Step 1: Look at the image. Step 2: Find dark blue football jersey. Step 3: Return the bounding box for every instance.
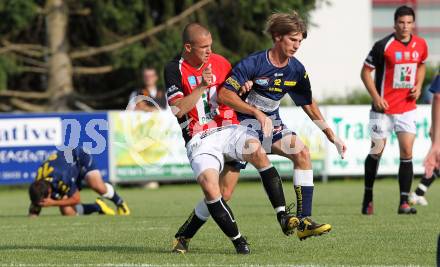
[429,71,440,94]
[223,49,312,122]
[35,147,97,199]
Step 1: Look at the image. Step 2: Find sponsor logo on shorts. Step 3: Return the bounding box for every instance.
[200,126,227,139]
[372,125,382,134]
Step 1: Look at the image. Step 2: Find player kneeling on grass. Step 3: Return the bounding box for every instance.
[28,146,130,217]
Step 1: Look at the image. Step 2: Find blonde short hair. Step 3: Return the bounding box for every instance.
[265,11,307,41]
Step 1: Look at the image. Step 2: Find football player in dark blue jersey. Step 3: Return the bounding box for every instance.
[28,147,130,217]
[410,70,440,205]
[218,11,346,241]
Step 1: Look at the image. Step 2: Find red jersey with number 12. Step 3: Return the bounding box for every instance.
[164,53,239,144]
[364,34,428,114]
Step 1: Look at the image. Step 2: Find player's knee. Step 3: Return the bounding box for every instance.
[293,146,311,168]
[251,149,267,164]
[400,151,413,159]
[221,188,234,202]
[197,170,221,199]
[245,146,269,168]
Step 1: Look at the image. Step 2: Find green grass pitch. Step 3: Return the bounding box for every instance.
[0,178,439,266]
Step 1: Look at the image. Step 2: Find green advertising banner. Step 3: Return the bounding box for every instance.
[109,109,325,183]
[109,105,431,183]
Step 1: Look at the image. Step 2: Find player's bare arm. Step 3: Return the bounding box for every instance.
[39,191,81,207]
[218,87,273,137]
[424,93,440,177]
[170,65,212,118]
[361,65,389,111]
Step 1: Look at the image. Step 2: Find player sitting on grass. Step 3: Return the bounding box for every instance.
[28,146,130,217]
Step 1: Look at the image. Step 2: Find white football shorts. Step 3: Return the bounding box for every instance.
[368,109,417,139]
[186,125,258,178]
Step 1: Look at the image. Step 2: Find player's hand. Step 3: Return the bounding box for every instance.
[424,144,440,177]
[372,97,389,112]
[254,109,272,138]
[409,85,422,100]
[333,137,347,159]
[238,80,253,96]
[39,197,56,207]
[201,63,212,87]
[325,129,346,159]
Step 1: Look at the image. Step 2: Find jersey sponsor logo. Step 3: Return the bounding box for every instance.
[245,90,280,112]
[255,77,270,86]
[395,52,402,62]
[274,73,283,77]
[284,81,297,86]
[225,76,241,90]
[411,51,419,61]
[393,63,417,89]
[268,87,282,92]
[404,52,410,61]
[167,84,179,94]
[196,86,219,125]
[188,76,197,87]
[198,107,220,125]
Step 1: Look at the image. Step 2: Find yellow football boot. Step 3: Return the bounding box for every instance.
[96,198,115,215]
[117,202,131,216]
[297,217,331,241]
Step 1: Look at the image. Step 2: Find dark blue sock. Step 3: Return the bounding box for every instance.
[295,186,314,218]
[82,203,101,215]
[111,192,123,206]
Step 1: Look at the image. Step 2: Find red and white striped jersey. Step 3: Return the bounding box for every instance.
[164,53,239,144]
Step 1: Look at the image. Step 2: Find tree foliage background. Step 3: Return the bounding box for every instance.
[0,0,318,112]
